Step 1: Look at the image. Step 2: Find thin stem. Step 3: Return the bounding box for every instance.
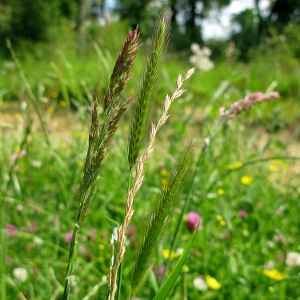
[63,224,80,300]
[6,39,51,147]
[116,169,132,300]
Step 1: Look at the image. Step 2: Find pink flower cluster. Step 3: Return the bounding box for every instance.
[220,92,280,119]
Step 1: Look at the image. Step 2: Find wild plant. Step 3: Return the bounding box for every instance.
[61,8,282,300]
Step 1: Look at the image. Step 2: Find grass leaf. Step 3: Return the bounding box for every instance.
[153,227,199,300]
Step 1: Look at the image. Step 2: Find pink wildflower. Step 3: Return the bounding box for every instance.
[154,265,166,277]
[238,210,248,218]
[6,224,17,238]
[10,149,27,162]
[186,211,202,232]
[65,231,73,244]
[88,228,97,242]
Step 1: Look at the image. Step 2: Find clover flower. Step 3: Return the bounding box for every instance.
[286,252,300,267]
[13,267,28,282]
[190,43,214,72]
[193,276,208,291]
[238,210,248,218]
[154,265,165,277]
[65,231,73,244]
[186,211,202,232]
[6,224,17,238]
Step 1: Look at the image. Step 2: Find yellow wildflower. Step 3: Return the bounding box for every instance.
[59,100,68,108]
[15,113,23,120]
[263,269,283,281]
[160,169,168,176]
[26,135,33,143]
[228,161,243,170]
[241,176,253,185]
[268,160,281,172]
[205,275,221,290]
[182,265,189,273]
[162,249,179,260]
[162,179,168,191]
[217,188,225,196]
[60,140,68,149]
[123,125,129,132]
[220,220,226,227]
[47,106,54,115]
[216,215,223,222]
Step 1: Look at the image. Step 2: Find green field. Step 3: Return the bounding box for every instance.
[1,18,300,300]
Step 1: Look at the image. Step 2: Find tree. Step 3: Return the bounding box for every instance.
[116,0,152,28]
[169,0,231,49]
[230,0,300,60]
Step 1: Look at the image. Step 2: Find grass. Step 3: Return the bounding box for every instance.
[1,16,300,300]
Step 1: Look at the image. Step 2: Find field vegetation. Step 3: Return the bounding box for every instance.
[1,4,300,300]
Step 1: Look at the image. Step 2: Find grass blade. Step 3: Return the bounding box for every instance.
[153,228,199,300]
[130,141,197,296]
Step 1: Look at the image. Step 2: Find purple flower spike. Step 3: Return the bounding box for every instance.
[186,211,202,232]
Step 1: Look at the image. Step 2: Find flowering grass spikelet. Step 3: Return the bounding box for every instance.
[63,26,141,300]
[221,92,280,119]
[128,9,171,169]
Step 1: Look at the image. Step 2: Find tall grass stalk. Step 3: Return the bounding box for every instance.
[107,67,195,300]
[128,9,171,169]
[62,28,140,300]
[131,141,197,297]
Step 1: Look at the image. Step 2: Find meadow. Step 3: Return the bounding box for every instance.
[1,13,300,300]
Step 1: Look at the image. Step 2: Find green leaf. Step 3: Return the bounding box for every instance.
[153,228,199,300]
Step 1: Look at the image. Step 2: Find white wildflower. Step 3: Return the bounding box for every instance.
[191,43,201,54]
[189,43,214,72]
[193,277,208,291]
[286,252,300,267]
[33,236,44,245]
[13,267,28,282]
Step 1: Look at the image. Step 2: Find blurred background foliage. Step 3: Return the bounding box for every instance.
[0,0,299,124]
[1,0,300,57]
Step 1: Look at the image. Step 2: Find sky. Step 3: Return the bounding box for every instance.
[201,0,271,40]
